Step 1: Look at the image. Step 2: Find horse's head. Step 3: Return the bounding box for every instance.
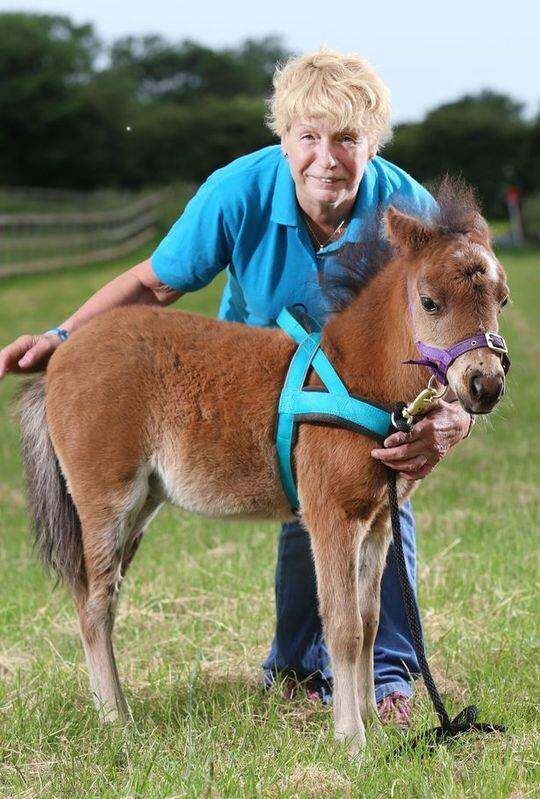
[386,182,510,414]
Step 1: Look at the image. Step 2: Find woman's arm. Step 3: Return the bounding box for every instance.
[58,258,183,335]
[0,258,183,379]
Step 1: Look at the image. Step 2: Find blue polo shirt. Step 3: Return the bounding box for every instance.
[151,145,435,326]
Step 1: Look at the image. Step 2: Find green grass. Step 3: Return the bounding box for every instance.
[0,248,538,798]
[488,220,511,237]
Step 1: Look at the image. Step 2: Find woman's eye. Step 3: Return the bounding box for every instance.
[420,296,439,313]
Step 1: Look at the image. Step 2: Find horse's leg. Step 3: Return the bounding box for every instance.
[74,487,160,723]
[72,525,127,723]
[120,493,163,579]
[356,513,391,725]
[302,506,367,755]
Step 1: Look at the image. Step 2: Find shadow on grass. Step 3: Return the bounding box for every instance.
[129,669,330,733]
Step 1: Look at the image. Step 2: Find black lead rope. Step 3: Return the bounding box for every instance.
[386,469,505,752]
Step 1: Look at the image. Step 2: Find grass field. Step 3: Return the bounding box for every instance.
[0,247,538,798]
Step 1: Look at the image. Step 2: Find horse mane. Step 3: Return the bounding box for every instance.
[434,174,484,236]
[321,175,483,313]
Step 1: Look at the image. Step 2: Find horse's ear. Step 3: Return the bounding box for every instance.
[385,206,434,251]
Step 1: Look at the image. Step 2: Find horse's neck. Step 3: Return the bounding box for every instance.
[322,257,427,405]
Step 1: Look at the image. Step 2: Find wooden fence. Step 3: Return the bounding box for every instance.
[0,188,172,278]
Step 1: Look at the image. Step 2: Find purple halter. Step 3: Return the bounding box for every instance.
[406,296,511,385]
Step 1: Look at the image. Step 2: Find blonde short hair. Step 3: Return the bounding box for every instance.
[267,47,392,149]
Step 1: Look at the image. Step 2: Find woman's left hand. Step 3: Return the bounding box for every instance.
[370,400,472,480]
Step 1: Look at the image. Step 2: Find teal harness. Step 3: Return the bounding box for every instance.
[276,306,394,511]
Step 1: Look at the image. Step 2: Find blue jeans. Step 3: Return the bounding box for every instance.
[263,500,420,703]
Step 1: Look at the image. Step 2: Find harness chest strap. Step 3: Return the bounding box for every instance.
[276,307,394,511]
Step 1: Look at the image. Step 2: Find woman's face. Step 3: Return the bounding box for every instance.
[282,117,375,213]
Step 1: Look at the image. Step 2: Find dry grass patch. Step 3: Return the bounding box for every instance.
[206,541,239,557]
[0,483,25,508]
[413,665,468,701]
[275,764,352,799]
[0,646,33,675]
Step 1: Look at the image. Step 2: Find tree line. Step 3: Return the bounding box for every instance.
[1,12,538,218]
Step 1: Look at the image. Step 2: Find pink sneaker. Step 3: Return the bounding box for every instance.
[281,677,332,705]
[377,691,411,728]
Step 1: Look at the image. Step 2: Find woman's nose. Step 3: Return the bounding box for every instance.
[318,144,337,168]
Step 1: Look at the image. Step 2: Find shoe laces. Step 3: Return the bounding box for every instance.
[378,691,410,727]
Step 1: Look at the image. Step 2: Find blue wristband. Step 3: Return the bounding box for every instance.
[44,328,69,342]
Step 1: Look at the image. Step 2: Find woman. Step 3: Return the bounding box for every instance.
[0,48,472,725]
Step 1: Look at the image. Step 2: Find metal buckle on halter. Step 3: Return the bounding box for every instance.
[485,332,508,354]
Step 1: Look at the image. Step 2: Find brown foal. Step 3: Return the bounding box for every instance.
[19,182,509,754]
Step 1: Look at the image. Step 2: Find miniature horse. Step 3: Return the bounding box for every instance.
[19,182,509,754]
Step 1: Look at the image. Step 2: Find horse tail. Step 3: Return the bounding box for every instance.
[19,376,84,590]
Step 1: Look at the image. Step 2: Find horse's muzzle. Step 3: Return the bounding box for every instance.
[468,370,505,413]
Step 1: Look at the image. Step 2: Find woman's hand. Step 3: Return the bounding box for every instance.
[371,399,472,480]
[0,334,61,380]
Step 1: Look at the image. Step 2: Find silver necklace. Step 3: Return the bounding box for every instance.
[302,212,348,252]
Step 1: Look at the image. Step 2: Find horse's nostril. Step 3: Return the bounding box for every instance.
[470,374,483,399]
[469,371,505,405]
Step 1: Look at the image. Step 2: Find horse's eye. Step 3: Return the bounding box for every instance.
[420,296,439,313]
[500,295,509,309]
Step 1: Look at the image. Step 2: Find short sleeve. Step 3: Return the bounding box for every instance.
[375,157,438,223]
[409,184,438,222]
[151,180,240,292]
[392,177,438,223]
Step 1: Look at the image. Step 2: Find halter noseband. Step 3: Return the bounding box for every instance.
[408,332,511,385]
[406,294,511,385]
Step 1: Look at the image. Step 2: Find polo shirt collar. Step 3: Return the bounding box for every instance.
[271,154,301,226]
[347,159,378,238]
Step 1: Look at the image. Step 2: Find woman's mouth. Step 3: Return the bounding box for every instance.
[306,175,343,185]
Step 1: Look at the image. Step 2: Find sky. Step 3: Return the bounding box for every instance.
[4,0,539,123]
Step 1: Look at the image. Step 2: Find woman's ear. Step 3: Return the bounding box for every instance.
[367,133,379,160]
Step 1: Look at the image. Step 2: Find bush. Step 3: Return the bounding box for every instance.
[522,192,540,241]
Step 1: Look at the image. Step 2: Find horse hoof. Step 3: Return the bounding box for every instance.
[97,702,132,725]
[335,730,366,757]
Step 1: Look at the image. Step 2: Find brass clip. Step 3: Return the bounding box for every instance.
[404,377,447,421]
[405,387,438,419]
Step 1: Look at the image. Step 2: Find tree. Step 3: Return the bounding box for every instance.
[385,91,532,217]
[128,97,274,185]
[0,13,100,185]
[109,35,290,103]
[2,11,537,206]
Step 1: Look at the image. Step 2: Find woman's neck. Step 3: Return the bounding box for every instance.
[321,257,427,407]
[297,192,355,233]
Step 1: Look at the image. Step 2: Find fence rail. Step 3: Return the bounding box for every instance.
[0,188,171,278]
